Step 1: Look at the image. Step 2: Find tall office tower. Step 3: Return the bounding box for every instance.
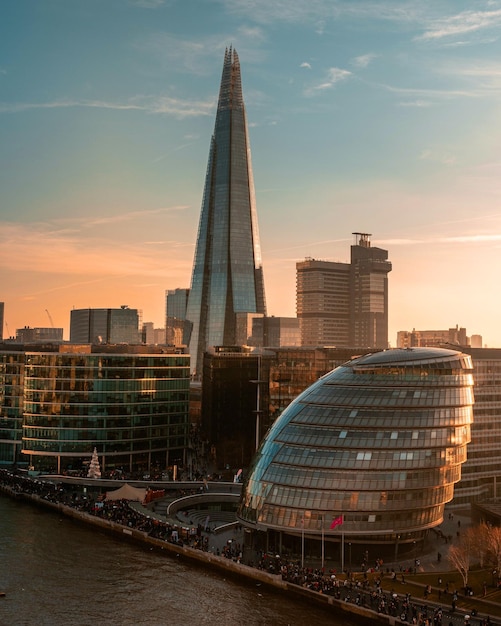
[296,258,351,346]
[296,234,391,348]
[185,48,266,377]
[0,302,4,340]
[70,306,140,344]
[350,232,392,348]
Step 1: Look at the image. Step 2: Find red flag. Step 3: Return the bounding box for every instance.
[330,515,343,529]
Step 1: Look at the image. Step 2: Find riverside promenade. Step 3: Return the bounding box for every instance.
[0,469,498,626]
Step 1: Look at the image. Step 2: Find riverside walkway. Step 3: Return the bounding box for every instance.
[0,469,498,626]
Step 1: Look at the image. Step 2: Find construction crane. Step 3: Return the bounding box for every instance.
[45,309,55,328]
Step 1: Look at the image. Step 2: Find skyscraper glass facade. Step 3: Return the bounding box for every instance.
[185,47,266,377]
[238,347,474,549]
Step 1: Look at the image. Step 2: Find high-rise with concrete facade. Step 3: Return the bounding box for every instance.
[296,233,391,348]
[185,48,266,377]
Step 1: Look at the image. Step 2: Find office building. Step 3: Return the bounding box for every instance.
[0,343,190,473]
[250,316,301,348]
[165,288,189,347]
[202,346,272,468]
[470,335,483,348]
[0,302,4,341]
[70,306,140,344]
[15,326,64,343]
[238,348,474,556]
[297,233,391,349]
[0,349,24,466]
[185,47,266,377]
[142,322,166,346]
[451,346,501,509]
[296,259,350,346]
[235,312,264,346]
[396,325,469,349]
[201,346,374,469]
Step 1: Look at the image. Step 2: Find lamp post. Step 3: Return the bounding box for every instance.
[250,354,267,452]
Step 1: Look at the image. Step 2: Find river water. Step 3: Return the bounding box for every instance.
[0,496,361,626]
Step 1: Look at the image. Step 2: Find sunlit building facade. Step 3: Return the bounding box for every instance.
[297,233,391,349]
[185,47,266,377]
[0,349,25,466]
[238,348,474,555]
[0,344,189,473]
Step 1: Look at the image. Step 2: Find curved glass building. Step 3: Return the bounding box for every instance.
[238,347,474,552]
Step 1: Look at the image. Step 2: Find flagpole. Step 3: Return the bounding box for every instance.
[321,514,325,570]
[301,517,305,568]
[341,527,345,572]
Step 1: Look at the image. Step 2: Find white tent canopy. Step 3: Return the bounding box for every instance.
[104,484,147,502]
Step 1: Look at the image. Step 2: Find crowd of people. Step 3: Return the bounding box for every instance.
[0,469,497,626]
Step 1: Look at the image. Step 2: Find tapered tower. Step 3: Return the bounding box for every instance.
[185,47,266,377]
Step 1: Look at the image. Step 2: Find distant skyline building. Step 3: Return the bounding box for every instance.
[142,322,166,345]
[396,325,471,349]
[185,47,266,377]
[70,306,140,344]
[0,302,3,341]
[296,233,391,348]
[15,326,64,343]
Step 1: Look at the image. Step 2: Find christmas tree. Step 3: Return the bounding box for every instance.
[87,447,101,479]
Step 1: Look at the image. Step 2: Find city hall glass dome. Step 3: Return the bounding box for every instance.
[238,348,474,546]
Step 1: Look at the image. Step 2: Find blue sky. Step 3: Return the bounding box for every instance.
[2,0,501,346]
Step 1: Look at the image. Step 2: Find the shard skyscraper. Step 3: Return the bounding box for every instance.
[185,47,266,377]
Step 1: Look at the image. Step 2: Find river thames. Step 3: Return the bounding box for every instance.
[0,495,361,626]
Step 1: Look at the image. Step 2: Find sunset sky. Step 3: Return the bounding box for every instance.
[2,1,501,346]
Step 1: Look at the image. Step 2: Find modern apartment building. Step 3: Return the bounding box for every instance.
[297,233,391,349]
[185,48,266,378]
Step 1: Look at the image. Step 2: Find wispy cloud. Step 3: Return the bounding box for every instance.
[304,67,352,95]
[417,8,501,41]
[0,96,215,118]
[381,84,481,100]
[351,53,377,68]
[381,233,501,246]
[419,148,456,165]
[397,100,432,107]
[129,0,167,7]
[218,0,424,26]
[300,61,312,69]
[0,206,192,281]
